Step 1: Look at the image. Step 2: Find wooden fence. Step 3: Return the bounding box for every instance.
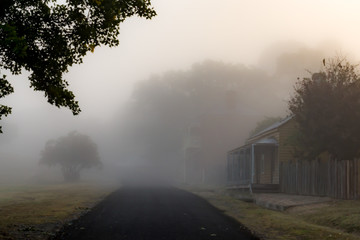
[280,158,360,199]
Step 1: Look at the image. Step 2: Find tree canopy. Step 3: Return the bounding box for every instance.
[40,131,101,182]
[249,116,282,137]
[114,60,284,182]
[288,57,360,160]
[0,0,156,132]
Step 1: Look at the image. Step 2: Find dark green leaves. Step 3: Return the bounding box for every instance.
[0,74,14,133]
[289,58,360,160]
[39,131,101,182]
[0,0,156,129]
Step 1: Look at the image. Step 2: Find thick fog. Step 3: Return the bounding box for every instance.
[1,0,360,185]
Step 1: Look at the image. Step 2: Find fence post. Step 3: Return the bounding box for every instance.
[280,161,283,192]
[347,160,350,199]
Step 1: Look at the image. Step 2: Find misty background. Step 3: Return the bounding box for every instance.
[1,0,359,184]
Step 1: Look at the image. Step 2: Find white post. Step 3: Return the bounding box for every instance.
[202,168,205,183]
[183,152,187,183]
[251,144,255,184]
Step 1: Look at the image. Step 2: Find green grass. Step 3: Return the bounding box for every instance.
[0,183,116,239]
[3,183,359,240]
[192,188,360,240]
[294,200,360,235]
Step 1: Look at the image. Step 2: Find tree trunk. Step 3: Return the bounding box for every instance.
[62,167,80,182]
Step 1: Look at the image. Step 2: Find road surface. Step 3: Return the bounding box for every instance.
[54,187,258,240]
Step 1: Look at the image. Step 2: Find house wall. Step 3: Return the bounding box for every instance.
[254,146,276,184]
[247,132,279,184]
[278,119,297,164]
[244,118,297,185]
[227,118,297,186]
[274,119,297,183]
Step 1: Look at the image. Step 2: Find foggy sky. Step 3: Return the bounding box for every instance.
[1,0,360,183]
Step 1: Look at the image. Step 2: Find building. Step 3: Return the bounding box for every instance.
[227,116,296,192]
[228,115,360,199]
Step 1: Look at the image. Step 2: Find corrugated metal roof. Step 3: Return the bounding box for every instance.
[227,115,293,153]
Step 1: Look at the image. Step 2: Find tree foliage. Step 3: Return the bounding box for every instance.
[0,0,156,128]
[40,131,101,182]
[115,60,284,182]
[289,58,360,160]
[249,116,282,137]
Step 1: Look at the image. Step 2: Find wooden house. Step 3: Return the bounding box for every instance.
[227,116,296,192]
[228,115,360,199]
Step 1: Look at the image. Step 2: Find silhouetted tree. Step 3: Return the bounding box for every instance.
[289,57,360,160]
[0,0,156,131]
[249,116,282,137]
[115,60,284,182]
[40,131,101,182]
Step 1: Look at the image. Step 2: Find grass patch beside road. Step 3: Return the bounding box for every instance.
[192,188,360,240]
[0,183,116,240]
[291,200,360,235]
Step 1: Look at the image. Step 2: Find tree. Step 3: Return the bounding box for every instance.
[40,131,101,182]
[114,60,284,182]
[0,0,156,132]
[249,116,282,137]
[288,57,360,160]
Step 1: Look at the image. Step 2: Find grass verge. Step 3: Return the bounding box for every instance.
[191,188,360,240]
[290,200,360,235]
[0,183,116,240]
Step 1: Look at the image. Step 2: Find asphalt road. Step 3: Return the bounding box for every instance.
[54,187,258,240]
